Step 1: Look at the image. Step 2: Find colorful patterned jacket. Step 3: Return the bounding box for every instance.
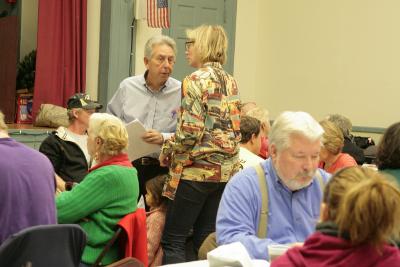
[162,62,241,199]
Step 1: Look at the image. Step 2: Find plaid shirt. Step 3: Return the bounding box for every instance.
[162,62,241,199]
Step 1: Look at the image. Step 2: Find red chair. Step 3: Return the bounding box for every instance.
[93,208,148,267]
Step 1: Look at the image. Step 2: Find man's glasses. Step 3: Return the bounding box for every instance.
[185,40,195,50]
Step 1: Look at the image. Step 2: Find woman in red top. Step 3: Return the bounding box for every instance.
[318,120,357,173]
[272,166,400,267]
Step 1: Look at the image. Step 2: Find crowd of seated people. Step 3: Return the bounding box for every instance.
[2,24,400,267]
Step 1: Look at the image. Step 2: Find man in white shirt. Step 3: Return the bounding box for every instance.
[107,35,181,208]
[239,116,264,169]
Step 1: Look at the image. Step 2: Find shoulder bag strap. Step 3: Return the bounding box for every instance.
[315,169,325,193]
[255,163,269,239]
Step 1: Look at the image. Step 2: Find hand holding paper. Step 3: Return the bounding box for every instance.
[142,129,164,145]
[125,119,161,161]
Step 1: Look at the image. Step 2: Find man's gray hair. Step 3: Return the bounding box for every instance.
[144,35,177,59]
[326,114,352,138]
[269,111,324,151]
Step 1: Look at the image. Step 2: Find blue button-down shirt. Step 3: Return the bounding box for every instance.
[107,73,181,143]
[216,158,330,260]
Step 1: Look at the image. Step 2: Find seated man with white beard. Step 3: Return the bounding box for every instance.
[216,111,330,260]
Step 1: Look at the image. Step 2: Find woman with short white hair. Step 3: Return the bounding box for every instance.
[56,113,139,266]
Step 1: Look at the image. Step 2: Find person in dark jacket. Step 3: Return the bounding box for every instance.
[272,166,400,267]
[39,93,101,185]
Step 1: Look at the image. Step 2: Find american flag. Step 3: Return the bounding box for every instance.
[147,0,170,28]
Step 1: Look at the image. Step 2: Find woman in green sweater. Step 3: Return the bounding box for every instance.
[376,121,400,186]
[56,113,139,266]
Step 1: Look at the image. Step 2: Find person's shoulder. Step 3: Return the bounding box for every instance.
[119,74,145,88]
[227,166,260,190]
[91,164,137,178]
[21,144,53,165]
[40,131,59,144]
[316,168,331,183]
[187,67,213,81]
[339,153,358,165]
[167,76,181,86]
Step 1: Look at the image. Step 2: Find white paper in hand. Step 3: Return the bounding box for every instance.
[126,119,161,161]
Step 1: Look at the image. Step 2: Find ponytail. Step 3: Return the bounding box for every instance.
[335,171,400,248]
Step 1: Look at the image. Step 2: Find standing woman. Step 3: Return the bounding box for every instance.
[56,113,139,266]
[159,25,241,263]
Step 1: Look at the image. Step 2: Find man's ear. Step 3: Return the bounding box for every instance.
[270,143,277,159]
[144,57,149,67]
[72,109,79,119]
[250,133,257,144]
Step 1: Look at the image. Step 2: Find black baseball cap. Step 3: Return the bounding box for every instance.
[67,93,102,110]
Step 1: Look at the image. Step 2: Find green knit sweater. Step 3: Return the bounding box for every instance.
[56,165,138,265]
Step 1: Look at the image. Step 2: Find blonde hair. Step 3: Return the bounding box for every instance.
[186,25,228,65]
[324,166,400,248]
[320,120,344,155]
[0,111,8,131]
[88,113,128,156]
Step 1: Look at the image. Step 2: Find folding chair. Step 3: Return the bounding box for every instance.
[0,224,86,267]
[93,208,148,267]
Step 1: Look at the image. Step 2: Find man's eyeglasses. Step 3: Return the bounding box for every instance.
[185,41,195,50]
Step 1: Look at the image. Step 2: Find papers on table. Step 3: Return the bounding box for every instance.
[125,119,161,161]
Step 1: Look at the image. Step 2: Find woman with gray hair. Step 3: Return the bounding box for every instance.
[327,114,365,164]
[56,113,139,266]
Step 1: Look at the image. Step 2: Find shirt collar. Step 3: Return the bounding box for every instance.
[143,70,168,93]
[89,153,132,172]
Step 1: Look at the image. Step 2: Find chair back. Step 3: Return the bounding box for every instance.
[0,224,86,267]
[93,208,148,267]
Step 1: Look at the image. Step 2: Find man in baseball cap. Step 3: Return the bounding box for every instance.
[40,93,101,187]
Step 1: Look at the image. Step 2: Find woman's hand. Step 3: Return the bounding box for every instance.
[55,174,66,193]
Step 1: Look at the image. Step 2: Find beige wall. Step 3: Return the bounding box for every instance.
[234,0,400,129]
[20,0,38,58]
[233,1,259,102]
[83,0,398,132]
[86,0,101,100]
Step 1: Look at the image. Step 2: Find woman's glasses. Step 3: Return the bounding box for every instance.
[185,40,195,50]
